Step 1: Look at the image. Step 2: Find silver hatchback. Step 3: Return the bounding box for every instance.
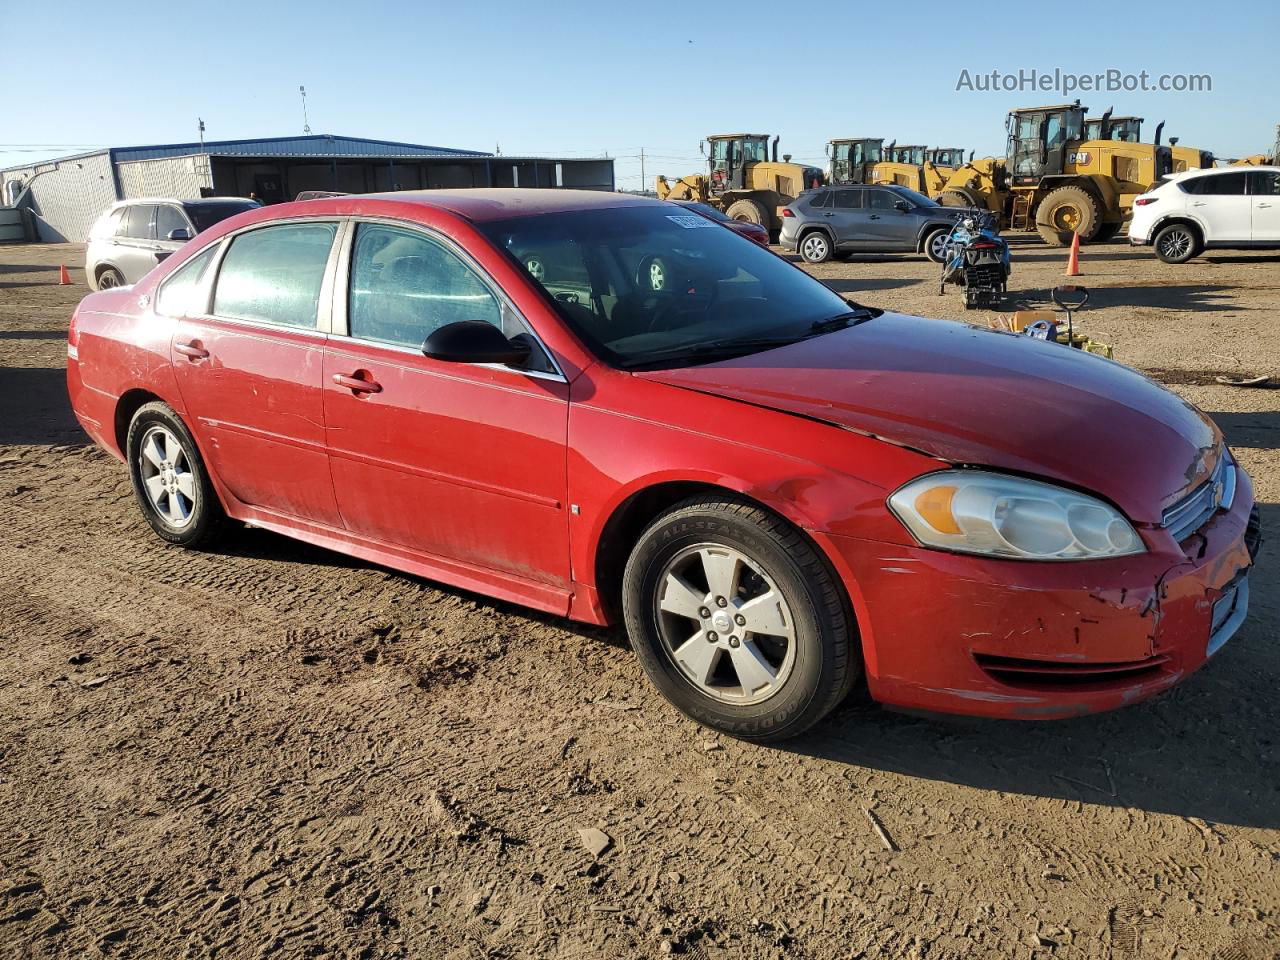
[85,198,258,290]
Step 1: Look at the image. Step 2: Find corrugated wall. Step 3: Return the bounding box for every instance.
[1,151,117,242]
[117,155,214,201]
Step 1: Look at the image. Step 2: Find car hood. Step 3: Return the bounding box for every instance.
[638,312,1219,524]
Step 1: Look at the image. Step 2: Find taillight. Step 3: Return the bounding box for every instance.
[781,208,794,218]
[1135,196,1158,206]
[67,307,80,360]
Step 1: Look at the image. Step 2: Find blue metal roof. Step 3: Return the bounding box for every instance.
[112,134,492,162]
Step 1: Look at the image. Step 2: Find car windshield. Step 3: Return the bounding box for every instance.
[889,186,937,207]
[477,205,864,370]
[184,200,258,233]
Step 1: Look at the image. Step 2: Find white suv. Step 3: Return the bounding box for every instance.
[1128,166,1280,263]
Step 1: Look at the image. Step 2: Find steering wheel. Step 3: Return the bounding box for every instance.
[554,291,580,305]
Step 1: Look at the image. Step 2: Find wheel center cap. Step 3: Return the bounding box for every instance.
[711,611,733,634]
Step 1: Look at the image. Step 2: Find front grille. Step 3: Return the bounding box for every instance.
[973,652,1169,688]
[1162,449,1235,543]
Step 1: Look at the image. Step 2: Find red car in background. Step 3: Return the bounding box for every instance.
[668,199,771,246]
[67,189,1259,741]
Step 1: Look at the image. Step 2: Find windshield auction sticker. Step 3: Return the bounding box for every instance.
[666,215,719,229]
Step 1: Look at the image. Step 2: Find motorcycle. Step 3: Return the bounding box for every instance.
[938,209,1011,309]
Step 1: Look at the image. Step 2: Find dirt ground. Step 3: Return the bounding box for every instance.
[1,239,1277,960]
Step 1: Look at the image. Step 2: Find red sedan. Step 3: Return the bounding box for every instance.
[67,189,1260,741]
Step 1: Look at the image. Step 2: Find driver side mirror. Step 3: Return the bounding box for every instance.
[423,320,532,367]
[167,227,192,242]
[893,200,910,212]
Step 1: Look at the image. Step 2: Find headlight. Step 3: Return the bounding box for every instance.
[888,470,1144,561]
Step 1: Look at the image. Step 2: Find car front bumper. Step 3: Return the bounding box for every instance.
[820,469,1260,719]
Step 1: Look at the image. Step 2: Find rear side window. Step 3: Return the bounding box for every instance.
[156,244,219,317]
[118,204,154,239]
[154,205,190,241]
[806,192,831,209]
[833,190,862,209]
[213,222,337,329]
[1182,173,1247,196]
[348,223,506,349]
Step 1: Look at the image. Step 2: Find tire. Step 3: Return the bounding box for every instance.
[96,266,125,290]
[938,190,975,208]
[1091,221,1123,244]
[923,227,950,263]
[622,495,858,742]
[1153,222,1201,264]
[126,401,226,548]
[725,198,768,227]
[1035,185,1100,245]
[798,230,832,264]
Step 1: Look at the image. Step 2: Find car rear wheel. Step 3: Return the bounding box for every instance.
[1153,223,1200,264]
[924,227,950,263]
[96,266,125,290]
[622,495,857,741]
[127,401,225,548]
[798,231,832,264]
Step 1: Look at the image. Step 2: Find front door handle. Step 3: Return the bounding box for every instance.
[823,212,835,217]
[174,341,209,361]
[1258,202,1273,208]
[869,214,881,220]
[332,372,382,394]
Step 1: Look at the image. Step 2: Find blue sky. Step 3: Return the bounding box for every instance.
[4,0,1276,188]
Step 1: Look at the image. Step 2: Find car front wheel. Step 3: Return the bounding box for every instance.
[799,231,832,264]
[622,496,857,741]
[126,401,226,548]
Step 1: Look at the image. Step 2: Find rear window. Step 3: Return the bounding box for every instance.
[805,191,831,209]
[183,200,259,233]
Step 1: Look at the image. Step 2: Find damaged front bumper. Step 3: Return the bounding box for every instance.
[821,469,1260,719]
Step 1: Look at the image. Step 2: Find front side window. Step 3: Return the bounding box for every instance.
[155,244,219,316]
[154,205,190,241]
[348,223,512,349]
[213,222,337,329]
[867,189,900,211]
[1249,171,1280,196]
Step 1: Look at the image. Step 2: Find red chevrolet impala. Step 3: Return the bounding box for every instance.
[66,189,1260,741]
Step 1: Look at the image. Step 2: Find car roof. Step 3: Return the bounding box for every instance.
[273,188,659,223]
[110,196,256,208]
[1177,165,1279,178]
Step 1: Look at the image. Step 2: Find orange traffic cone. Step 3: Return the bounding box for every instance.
[58,265,72,285]
[1064,232,1081,277]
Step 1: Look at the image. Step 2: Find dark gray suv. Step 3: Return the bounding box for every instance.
[779,185,960,264]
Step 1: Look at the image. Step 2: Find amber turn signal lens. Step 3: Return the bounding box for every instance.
[914,485,961,535]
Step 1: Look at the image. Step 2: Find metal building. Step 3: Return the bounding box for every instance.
[1,134,616,242]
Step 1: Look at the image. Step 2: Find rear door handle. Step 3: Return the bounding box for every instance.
[1258,202,1273,208]
[823,212,835,217]
[174,341,209,360]
[332,372,382,394]
[1192,201,1207,207]
[869,214,881,220]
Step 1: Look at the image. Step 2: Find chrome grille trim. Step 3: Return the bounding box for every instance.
[1163,448,1235,543]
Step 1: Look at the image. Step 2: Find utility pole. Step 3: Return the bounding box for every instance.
[300,85,311,134]
[640,147,645,194]
[197,118,205,152]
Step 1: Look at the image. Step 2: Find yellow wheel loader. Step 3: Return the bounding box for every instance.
[1004,101,1175,244]
[826,138,884,184]
[654,134,824,238]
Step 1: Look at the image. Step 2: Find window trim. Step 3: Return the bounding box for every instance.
[154,240,223,318]
[330,216,566,383]
[198,216,346,336]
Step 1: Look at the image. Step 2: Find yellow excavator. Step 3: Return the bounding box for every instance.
[655,134,824,237]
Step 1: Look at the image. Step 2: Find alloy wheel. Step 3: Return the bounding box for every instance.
[137,424,196,528]
[653,543,796,705]
[1158,229,1192,261]
[801,234,828,262]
